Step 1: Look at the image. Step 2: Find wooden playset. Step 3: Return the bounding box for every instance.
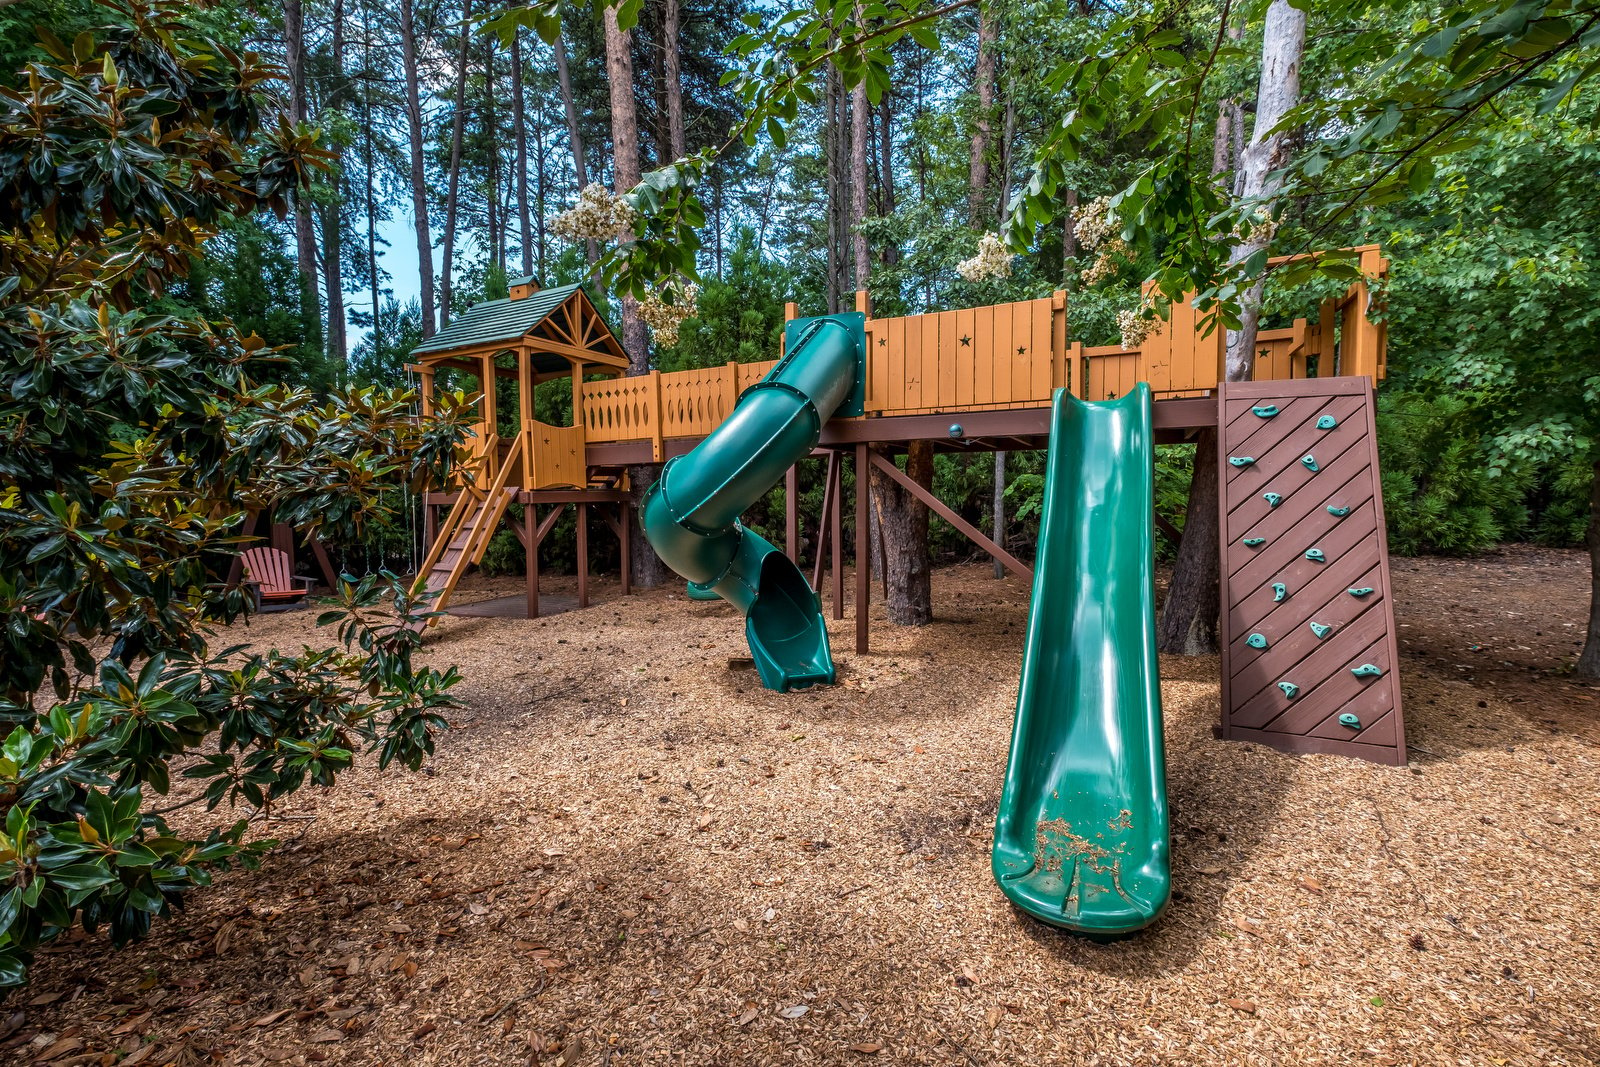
[407,245,1403,765]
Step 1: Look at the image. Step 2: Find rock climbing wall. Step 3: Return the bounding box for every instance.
[1217,377,1406,765]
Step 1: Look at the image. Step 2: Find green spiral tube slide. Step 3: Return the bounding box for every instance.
[990,385,1170,936]
[640,315,865,692]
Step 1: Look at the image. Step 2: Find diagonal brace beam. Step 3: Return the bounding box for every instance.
[866,450,1033,584]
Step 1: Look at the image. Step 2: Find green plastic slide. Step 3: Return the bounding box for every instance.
[991,385,1171,936]
[641,315,865,692]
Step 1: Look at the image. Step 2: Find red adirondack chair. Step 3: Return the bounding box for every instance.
[240,547,315,609]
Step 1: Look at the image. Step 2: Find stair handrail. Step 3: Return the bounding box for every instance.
[460,432,525,570]
[412,435,498,591]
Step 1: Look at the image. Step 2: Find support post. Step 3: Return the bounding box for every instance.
[524,504,540,619]
[812,451,839,591]
[785,465,799,562]
[422,501,437,575]
[619,501,632,596]
[831,454,844,621]
[855,443,870,654]
[576,502,589,608]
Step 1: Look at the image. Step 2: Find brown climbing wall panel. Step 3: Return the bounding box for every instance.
[1217,377,1406,765]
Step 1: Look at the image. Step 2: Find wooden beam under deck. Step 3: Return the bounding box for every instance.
[583,395,1217,468]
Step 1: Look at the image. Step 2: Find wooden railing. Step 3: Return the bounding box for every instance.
[564,247,1387,449]
[863,294,1068,415]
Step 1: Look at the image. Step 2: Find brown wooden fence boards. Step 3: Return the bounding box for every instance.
[1217,377,1405,765]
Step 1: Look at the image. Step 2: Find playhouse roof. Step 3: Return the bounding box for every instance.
[410,283,630,374]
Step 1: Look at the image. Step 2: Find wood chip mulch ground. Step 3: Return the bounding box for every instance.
[6,546,1599,1067]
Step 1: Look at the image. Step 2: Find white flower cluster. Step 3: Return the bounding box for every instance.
[638,280,700,347]
[1071,196,1116,251]
[1117,305,1164,350]
[1073,195,1132,286]
[957,232,1013,282]
[548,183,638,242]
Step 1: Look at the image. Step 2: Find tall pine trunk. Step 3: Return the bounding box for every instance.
[320,0,348,364]
[511,31,534,278]
[399,0,437,337]
[850,5,870,288]
[603,2,665,587]
[663,0,685,160]
[552,30,596,266]
[439,0,473,327]
[283,0,322,353]
[1158,0,1306,655]
[968,1,997,226]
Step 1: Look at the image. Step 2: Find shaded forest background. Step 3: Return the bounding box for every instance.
[1,0,1590,578]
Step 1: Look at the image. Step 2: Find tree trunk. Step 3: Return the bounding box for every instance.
[484,37,503,270]
[321,202,346,362]
[1158,0,1304,657]
[869,442,933,625]
[604,1,664,588]
[439,0,473,326]
[663,0,685,160]
[320,0,347,363]
[850,6,870,288]
[823,64,841,313]
[511,31,534,278]
[362,0,382,355]
[1577,459,1600,680]
[1157,428,1221,653]
[879,89,896,267]
[399,0,437,337]
[551,30,596,267]
[969,0,997,226]
[1225,0,1306,380]
[992,451,1006,579]
[283,0,321,349]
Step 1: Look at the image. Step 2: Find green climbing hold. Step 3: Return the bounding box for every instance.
[1338,712,1361,729]
[1272,582,1287,602]
[1351,663,1384,678]
[1305,548,1325,562]
[1301,454,1319,472]
[1327,505,1350,517]
[1277,682,1299,698]
[1317,415,1337,429]
[1263,492,1282,507]
[1242,537,1266,547]
[1309,621,1332,639]
[1252,405,1280,418]
[1229,456,1256,467]
[1246,633,1268,649]
[1348,587,1374,597]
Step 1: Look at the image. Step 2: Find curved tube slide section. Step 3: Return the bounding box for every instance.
[641,316,864,692]
[990,384,1171,936]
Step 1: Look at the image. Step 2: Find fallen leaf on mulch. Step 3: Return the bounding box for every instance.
[1298,876,1325,893]
[36,1036,84,1059]
[412,1022,437,1042]
[309,1028,345,1042]
[1194,866,1224,875]
[734,1003,759,1026]
[847,1042,884,1054]
[1227,999,1257,1014]
[777,1004,809,1019]
[252,1009,291,1028]
[1231,916,1264,937]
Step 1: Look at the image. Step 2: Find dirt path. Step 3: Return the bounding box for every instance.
[7,552,1599,1067]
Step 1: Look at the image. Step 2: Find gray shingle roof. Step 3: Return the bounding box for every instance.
[410,283,587,357]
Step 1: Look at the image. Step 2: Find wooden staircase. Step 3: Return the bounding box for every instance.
[411,435,524,625]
